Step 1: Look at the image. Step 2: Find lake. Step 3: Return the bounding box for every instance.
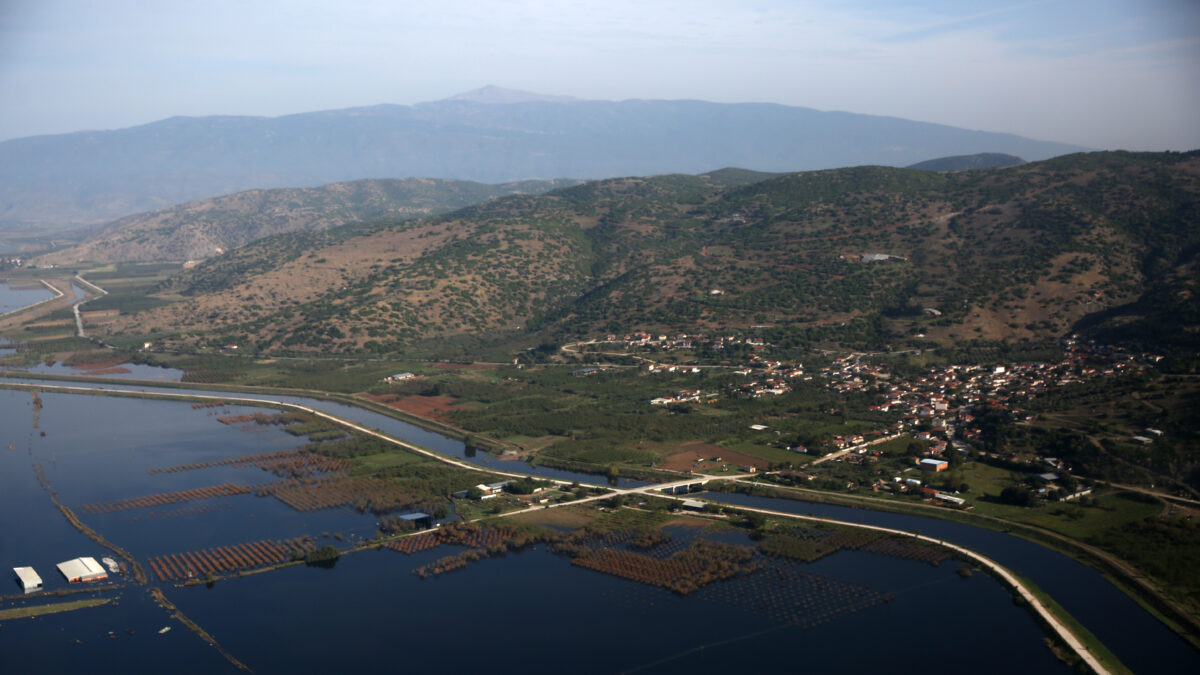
[17,361,184,381]
[0,387,1086,673]
[0,281,55,315]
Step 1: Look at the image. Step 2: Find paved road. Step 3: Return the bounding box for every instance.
[811,434,901,464]
[710,500,1111,675]
[71,274,107,338]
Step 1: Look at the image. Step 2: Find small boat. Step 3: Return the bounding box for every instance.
[158,626,171,635]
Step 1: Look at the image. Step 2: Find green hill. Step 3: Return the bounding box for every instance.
[906,153,1025,172]
[102,152,1200,358]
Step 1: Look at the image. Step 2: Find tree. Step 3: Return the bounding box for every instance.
[947,447,964,468]
[304,545,341,568]
[999,485,1037,507]
[744,511,767,530]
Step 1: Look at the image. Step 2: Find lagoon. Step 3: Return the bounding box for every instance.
[0,387,1075,673]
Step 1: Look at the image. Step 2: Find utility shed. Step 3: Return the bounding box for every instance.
[398,512,433,529]
[13,566,42,592]
[934,493,966,506]
[57,557,108,583]
[681,499,707,511]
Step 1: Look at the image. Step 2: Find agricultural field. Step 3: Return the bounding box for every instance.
[376,362,891,473]
[1022,374,1200,493]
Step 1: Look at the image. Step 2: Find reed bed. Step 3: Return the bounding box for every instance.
[569,540,754,596]
[79,482,276,514]
[383,532,441,555]
[148,536,317,582]
[267,476,424,513]
[394,523,556,578]
[147,449,350,477]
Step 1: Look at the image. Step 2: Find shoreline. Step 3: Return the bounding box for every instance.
[0,374,1159,673]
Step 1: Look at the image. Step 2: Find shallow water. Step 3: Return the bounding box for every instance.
[18,361,184,382]
[1,379,1196,672]
[0,281,54,314]
[0,389,1073,673]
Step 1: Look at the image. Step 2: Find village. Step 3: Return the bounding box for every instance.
[570,329,1162,510]
[798,335,1160,504]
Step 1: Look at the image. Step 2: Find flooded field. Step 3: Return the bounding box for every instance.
[0,281,55,314]
[16,361,184,381]
[0,388,1082,673]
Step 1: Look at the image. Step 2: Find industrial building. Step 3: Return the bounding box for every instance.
[919,458,949,472]
[13,566,43,592]
[56,557,108,583]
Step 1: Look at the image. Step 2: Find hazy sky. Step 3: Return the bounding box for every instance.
[1,0,1197,149]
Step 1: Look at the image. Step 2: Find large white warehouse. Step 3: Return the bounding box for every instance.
[56,557,108,583]
[13,566,43,592]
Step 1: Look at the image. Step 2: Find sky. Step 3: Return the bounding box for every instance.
[1,0,1198,149]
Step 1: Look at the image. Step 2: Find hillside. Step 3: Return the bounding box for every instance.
[102,152,1200,357]
[0,91,1085,225]
[32,177,579,265]
[906,153,1025,172]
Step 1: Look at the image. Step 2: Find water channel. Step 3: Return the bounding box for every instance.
[0,375,1196,672]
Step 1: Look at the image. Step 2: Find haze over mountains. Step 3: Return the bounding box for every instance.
[34,177,581,265]
[0,87,1086,225]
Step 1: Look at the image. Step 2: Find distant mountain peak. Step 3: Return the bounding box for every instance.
[438,85,579,104]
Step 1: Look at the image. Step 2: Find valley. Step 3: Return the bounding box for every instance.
[2,152,1198,673]
[5,4,1198,672]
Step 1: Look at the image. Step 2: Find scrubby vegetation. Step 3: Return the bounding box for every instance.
[88,151,1200,360]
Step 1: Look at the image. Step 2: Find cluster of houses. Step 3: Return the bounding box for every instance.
[452,481,518,500]
[821,336,1150,448]
[650,389,718,406]
[597,331,770,353]
[812,336,1161,501]
[0,255,22,271]
[646,364,703,375]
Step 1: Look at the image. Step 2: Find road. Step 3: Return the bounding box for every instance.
[482,472,1111,674]
[811,433,902,465]
[710,500,1110,675]
[71,274,107,338]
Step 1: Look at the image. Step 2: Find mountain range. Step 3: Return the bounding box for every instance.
[0,87,1086,225]
[102,151,1199,358]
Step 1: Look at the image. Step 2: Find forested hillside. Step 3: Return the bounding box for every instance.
[104,152,1200,358]
[906,153,1025,172]
[34,177,579,265]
